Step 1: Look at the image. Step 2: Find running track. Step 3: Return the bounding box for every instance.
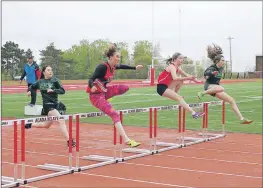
[2,124,262,187]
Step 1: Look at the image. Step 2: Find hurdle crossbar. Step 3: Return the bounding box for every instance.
[1,101,223,127]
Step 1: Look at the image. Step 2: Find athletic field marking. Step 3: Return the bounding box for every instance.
[187,147,262,155]
[3,92,261,106]
[1,162,193,188]
[2,94,262,114]
[2,124,262,150]
[20,185,38,188]
[3,123,260,142]
[212,140,262,147]
[3,120,262,141]
[197,119,263,128]
[2,83,261,93]
[3,162,194,188]
[251,96,262,99]
[2,142,262,166]
[84,173,194,188]
[3,88,260,101]
[2,148,67,158]
[243,96,262,99]
[209,109,256,113]
[3,133,261,155]
[114,116,262,129]
[2,96,262,115]
[2,98,168,109]
[2,86,261,100]
[123,162,262,179]
[158,154,262,166]
[3,159,262,188]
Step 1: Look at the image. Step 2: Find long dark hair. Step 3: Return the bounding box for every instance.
[40,65,51,79]
[207,43,224,64]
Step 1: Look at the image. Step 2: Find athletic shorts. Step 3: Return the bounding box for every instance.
[204,83,217,97]
[157,84,168,96]
[42,103,58,115]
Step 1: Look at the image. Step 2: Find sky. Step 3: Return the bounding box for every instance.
[2,1,262,72]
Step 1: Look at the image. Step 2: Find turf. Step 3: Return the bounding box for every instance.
[2,81,262,134]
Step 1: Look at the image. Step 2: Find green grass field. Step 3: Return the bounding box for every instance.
[2,81,262,134]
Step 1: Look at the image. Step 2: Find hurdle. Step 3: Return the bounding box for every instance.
[37,115,79,173]
[24,115,74,184]
[37,111,122,172]
[2,100,226,186]
[1,121,20,188]
[153,107,182,153]
[124,102,205,154]
[155,105,185,149]
[123,106,183,155]
[155,103,203,153]
[122,107,157,156]
[152,101,225,151]
[181,103,205,147]
[80,113,124,166]
[80,110,154,166]
[1,120,29,187]
[1,116,74,187]
[196,101,226,143]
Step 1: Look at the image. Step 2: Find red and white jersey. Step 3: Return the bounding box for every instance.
[157,64,180,86]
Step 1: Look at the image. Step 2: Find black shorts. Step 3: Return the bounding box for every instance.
[157,84,168,96]
[204,83,217,97]
[42,103,58,115]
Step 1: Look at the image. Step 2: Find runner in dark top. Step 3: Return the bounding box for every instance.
[197,44,253,124]
[25,65,76,147]
[88,63,137,89]
[87,43,144,147]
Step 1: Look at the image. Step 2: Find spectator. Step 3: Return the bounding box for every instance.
[20,56,41,106]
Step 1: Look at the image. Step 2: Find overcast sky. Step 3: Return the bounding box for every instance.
[2,1,262,72]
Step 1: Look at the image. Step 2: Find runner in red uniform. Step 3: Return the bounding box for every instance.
[157,52,205,119]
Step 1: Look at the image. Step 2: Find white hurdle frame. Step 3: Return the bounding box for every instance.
[1,100,226,186]
[1,176,19,188]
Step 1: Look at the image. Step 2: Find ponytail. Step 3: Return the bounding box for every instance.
[165,57,173,65]
[105,43,117,58]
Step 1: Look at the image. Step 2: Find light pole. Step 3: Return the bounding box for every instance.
[227,36,234,72]
[151,0,155,86]
[178,4,181,51]
[10,51,16,80]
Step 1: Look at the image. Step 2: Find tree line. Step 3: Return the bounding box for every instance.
[1,39,231,80]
